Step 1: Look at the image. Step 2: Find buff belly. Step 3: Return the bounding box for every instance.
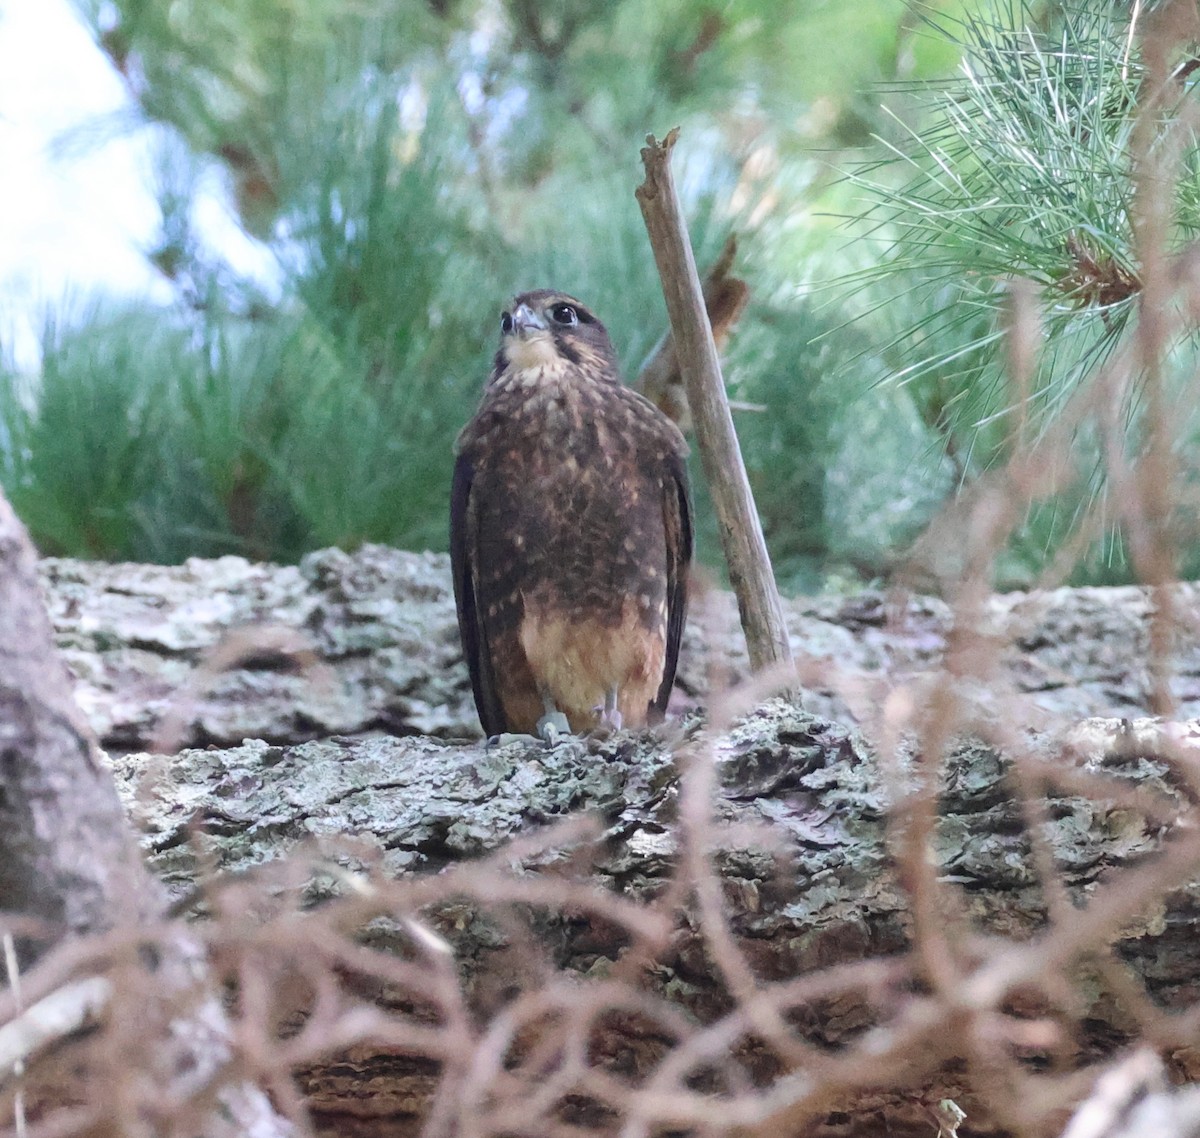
[492,595,666,734]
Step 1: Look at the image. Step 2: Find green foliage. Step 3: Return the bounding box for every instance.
[851,3,1148,440]
[16,0,1162,589]
[2,0,932,573]
[724,298,842,589]
[838,1,1200,584]
[3,307,188,559]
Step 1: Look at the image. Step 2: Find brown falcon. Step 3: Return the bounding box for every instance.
[451,289,692,740]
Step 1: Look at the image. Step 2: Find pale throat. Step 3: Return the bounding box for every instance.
[505,333,564,373]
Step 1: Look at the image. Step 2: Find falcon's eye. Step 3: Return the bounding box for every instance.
[500,312,514,334]
[549,303,578,326]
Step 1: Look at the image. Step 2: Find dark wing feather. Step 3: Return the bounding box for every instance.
[450,451,506,736]
[651,451,693,718]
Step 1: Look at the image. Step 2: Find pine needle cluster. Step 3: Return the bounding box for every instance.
[849,1,1200,582]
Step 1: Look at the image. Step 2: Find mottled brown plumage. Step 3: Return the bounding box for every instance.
[451,289,692,738]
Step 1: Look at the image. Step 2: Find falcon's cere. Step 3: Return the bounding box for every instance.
[451,289,693,740]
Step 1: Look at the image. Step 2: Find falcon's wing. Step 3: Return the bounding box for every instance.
[652,449,693,718]
[450,451,507,737]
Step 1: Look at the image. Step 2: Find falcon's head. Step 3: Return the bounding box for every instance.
[494,289,619,379]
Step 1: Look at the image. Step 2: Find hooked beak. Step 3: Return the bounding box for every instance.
[511,302,546,337]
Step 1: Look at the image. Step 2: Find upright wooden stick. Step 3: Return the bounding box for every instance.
[636,129,793,674]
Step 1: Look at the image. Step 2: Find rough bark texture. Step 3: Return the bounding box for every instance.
[0,494,293,1137]
[40,544,1200,756]
[103,703,1194,1137]
[0,494,159,941]
[109,711,886,1132]
[37,544,1200,1136]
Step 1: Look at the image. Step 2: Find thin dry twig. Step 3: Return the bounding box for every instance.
[0,977,112,1081]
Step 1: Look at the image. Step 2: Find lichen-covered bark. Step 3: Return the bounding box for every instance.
[39,545,1200,754]
[42,547,473,749]
[38,546,1200,1135]
[108,700,1189,1137]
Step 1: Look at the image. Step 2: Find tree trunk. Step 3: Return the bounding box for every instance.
[39,544,1197,755]
[0,493,292,1137]
[0,495,159,945]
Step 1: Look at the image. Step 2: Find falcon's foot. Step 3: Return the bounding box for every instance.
[536,709,572,744]
[535,689,573,744]
[591,688,624,737]
[486,732,542,748]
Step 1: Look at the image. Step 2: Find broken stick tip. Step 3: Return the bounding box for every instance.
[643,127,681,151]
